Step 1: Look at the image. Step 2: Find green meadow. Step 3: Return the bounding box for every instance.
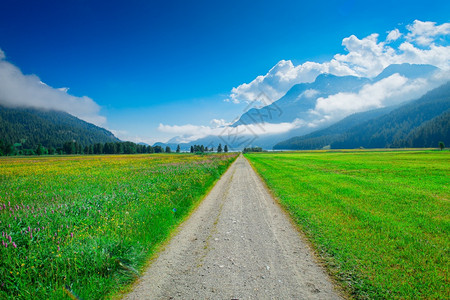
[0,153,237,299]
[246,150,449,299]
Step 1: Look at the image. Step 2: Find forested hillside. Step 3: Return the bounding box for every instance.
[0,106,119,149]
[273,106,397,150]
[392,110,450,148]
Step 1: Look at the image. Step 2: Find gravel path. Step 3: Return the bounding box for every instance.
[125,155,342,299]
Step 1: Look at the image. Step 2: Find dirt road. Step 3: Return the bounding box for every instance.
[125,155,342,299]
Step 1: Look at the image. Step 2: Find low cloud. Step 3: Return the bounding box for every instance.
[313,71,449,122]
[158,118,305,143]
[298,89,320,100]
[229,20,450,104]
[210,118,230,128]
[315,74,409,117]
[0,49,106,126]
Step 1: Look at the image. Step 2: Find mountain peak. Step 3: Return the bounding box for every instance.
[374,63,439,81]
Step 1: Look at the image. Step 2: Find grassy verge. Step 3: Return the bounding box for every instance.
[245,150,449,299]
[0,153,237,299]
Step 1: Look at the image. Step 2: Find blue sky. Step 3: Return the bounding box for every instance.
[0,0,449,143]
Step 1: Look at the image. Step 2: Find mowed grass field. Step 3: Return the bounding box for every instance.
[0,153,237,299]
[246,151,449,299]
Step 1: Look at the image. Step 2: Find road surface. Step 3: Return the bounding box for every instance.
[125,155,342,299]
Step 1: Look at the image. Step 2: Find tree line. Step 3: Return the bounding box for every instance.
[0,140,159,156]
[243,147,263,153]
[0,140,231,156]
[189,143,228,153]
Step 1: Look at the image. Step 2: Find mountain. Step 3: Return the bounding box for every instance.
[0,106,119,148]
[233,73,370,126]
[373,63,438,81]
[163,64,441,150]
[273,105,399,150]
[275,81,450,149]
[160,74,374,151]
[233,64,438,127]
[153,142,180,151]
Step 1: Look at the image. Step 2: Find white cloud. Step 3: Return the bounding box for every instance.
[313,72,448,122]
[315,74,407,116]
[397,42,450,68]
[210,118,230,128]
[229,60,328,104]
[0,49,106,126]
[229,20,450,104]
[406,20,450,46]
[298,89,320,100]
[386,29,402,42]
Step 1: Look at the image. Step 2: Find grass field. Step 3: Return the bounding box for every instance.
[0,153,237,299]
[246,150,449,299]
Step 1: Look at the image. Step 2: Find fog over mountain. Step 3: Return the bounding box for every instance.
[0,49,106,127]
[160,63,447,150]
[274,81,450,150]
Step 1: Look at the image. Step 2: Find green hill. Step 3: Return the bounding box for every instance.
[392,110,450,148]
[0,106,119,149]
